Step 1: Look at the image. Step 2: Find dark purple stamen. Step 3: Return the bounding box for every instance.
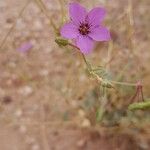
[78,23,90,35]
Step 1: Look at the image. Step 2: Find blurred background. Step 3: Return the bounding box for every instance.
[0,0,149,149]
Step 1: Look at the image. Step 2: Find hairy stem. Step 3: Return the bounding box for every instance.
[68,43,138,87]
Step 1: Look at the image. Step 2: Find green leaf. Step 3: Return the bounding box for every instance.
[92,66,107,78]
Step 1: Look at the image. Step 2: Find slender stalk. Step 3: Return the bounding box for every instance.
[81,53,91,70]
[98,87,107,122]
[68,43,93,71]
[58,0,65,24]
[141,87,144,101]
[110,80,136,87]
[35,0,58,32]
[68,43,138,88]
[40,102,50,150]
[0,0,31,50]
[127,0,135,56]
[106,41,113,70]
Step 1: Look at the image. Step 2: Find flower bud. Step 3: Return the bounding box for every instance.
[128,101,150,110]
[55,38,69,46]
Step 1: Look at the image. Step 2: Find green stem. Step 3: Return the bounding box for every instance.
[68,43,138,88]
[68,43,91,70]
[81,54,92,70]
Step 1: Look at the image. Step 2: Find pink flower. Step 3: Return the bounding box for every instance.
[61,2,111,54]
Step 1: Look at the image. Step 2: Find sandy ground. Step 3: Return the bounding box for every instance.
[0,0,150,149]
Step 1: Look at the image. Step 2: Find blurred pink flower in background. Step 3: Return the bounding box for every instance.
[61,2,111,54]
[17,42,33,53]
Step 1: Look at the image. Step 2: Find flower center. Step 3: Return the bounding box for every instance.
[78,23,90,35]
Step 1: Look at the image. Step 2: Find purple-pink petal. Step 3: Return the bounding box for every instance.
[87,7,106,27]
[69,2,87,25]
[17,42,32,53]
[88,26,111,41]
[76,36,94,54]
[61,22,78,39]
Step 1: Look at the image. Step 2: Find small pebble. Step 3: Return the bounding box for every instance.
[0,1,6,7]
[78,109,85,118]
[31,144,40,150]
[77,139,86,148]
[25,137,36,145]
[79,74,86,81]
[16,19,26,30]
[39,69,49,76]
[19,86,33,96]
[2,96,12,104]
[33,20,43,30]
[19,125,27,134]
[15,109,23,118]
[81,119,91,127]
[70,100,78,108]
